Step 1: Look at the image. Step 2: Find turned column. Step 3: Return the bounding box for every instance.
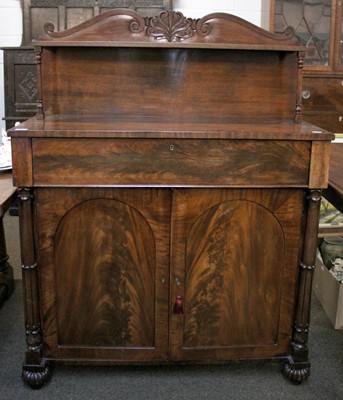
[18,188,50,389]
[282,189,322,384]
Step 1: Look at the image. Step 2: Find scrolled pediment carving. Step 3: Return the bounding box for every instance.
[37,9,301,49]
[144,11,204,42]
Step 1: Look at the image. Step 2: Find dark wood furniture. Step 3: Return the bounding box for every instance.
[0,172,16,306]
[270,0,343,133]
[21,0,173,45]
[9,10,334,389]
[325,143,343,213]
[2,47,38,129]
[2,1,173,129]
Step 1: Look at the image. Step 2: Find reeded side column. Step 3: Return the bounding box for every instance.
[282,189,322,384]
[18,188,50,389]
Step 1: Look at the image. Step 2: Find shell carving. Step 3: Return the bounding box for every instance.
[145,11,197,42]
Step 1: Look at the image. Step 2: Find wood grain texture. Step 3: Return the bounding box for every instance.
[8,9,334,380]
[183,200,284,347]
[10,137,33,187]
[36,188,170,361]
[302,76,343,133]
[309,141,331,188]
[9,116,334,141]
[20,1,173,46]
[55,198,155,347]
[40,47,298,121]
[170,189,305,361]
[18,188,43,365]
[32,138,311,187]
[35,10,302,49]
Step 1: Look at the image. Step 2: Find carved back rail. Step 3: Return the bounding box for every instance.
[33,10,306,122]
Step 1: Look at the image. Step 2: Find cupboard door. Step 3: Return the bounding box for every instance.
[36,188,170,362]
[170,189,305,361]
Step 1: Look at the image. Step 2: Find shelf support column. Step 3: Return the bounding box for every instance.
[295,50,305,123]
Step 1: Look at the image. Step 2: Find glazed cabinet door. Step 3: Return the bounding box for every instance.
[273,0,334,68]
[35,187,170,362]
[170,189,306,361]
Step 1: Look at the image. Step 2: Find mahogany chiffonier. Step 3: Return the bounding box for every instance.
[8,10,334,388]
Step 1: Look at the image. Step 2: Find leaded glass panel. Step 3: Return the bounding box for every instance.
[274,0,332,66]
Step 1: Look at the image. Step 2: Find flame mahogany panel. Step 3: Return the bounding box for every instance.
[55,198,155,347]
[32,138,311,187]
[36,187,171,361]
[170,189,305,360]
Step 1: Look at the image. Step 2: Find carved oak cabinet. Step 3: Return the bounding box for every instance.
[9,10,334,388]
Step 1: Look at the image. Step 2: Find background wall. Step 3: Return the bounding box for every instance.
[0,1,270,132]
[174,0,270,26]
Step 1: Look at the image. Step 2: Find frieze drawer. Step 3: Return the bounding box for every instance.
[32,138,311,187]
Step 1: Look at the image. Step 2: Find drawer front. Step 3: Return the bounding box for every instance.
[32,138,310,187]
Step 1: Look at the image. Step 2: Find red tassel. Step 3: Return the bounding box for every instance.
[173,295,183,314]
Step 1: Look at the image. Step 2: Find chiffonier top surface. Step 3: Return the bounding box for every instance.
[10,115,333,141]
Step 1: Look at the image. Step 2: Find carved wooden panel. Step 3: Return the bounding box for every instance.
[3,48,38,129]
[170,189,305,361]
[22,0,173,45]
[36,187,170,361]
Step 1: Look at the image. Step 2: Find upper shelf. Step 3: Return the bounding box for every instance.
[33,9,305,51]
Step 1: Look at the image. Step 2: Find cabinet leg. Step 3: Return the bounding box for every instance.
[281,357,310,384]
[18,188,49,388]
[282,190,322,384]
[281,322,311,384]
[22,361,51,390]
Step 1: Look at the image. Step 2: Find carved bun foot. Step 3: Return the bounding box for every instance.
[22,362,51,389]
[281,359,310,384]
